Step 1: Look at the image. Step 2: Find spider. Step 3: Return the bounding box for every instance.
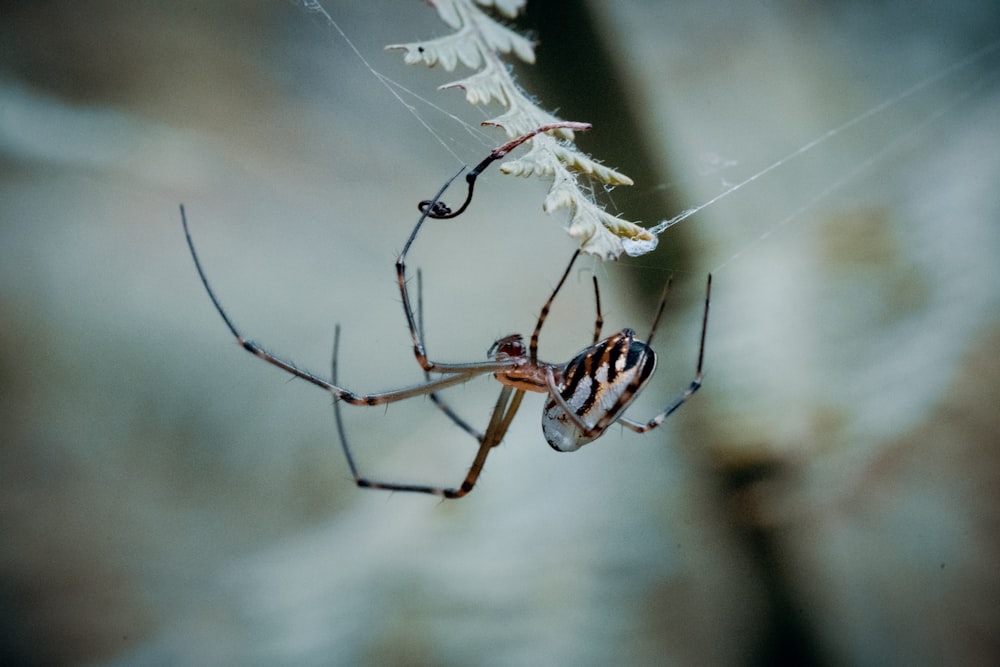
[182,124,711,498]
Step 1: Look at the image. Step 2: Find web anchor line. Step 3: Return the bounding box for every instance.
[649,36,1000,240]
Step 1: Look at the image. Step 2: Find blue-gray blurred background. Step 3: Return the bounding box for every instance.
[2,2,998,665]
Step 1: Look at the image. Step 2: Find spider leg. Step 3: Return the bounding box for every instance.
[415,268,485,441]
[182,205,494,405]
[395,125,592,376]
[392,178,519,377]
[417,122,592,220]
[644,276,673,347]
[615,273,712,434]
[424,382,484,440]
[590,275,603,345]
[529,249,582,364]
[333,325,523,498]
[330,324,363,484]
[443,386,525,498]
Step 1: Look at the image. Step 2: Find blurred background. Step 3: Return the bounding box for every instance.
[1,1,998,665]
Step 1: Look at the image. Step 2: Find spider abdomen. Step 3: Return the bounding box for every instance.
[542,329,657,452]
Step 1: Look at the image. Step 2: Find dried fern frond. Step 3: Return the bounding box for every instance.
[387,0,657,259]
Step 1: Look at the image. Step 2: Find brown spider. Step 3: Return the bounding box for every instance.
[182,124,711,498]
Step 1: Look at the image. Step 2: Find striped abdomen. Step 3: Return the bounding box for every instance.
[542,329,656,452]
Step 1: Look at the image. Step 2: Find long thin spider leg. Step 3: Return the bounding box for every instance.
[330,324,362,483]
[416,268,485,440]
[182,204,494,404]
[617,381,698,433]
[418,122,591,219]
[393,176,520,376]
[331,287,521,499]
[616,273,713,434]
[330,322,452,496]
[441,387,524,498]
[398,167,463,263]
[425,389,483,438]
[643,276,673,347]
[333,383,522,498]
[491,388,526,447]
[591,275,603,345]
[328,324,474,497]
[529,249,582,365]
[396,125,592,375]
